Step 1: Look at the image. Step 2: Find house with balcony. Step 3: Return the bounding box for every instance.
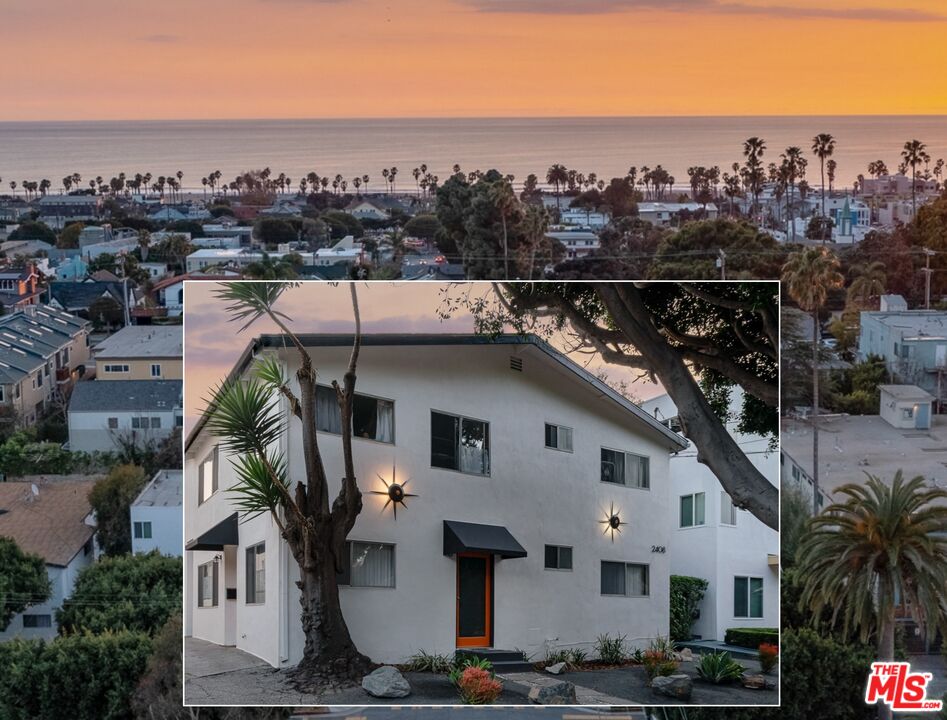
[0,264,43,310]
[184,334,687,668]
[92,325,182,380]
[0,305,90,426]
[641,389,779,643]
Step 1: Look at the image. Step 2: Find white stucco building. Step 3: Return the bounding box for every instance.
[131,469,183,556]
[641,390,779,642]
[185,334,688,668]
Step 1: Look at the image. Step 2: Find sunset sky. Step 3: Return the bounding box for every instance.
[183,282,665,434]
[3,0,946,120]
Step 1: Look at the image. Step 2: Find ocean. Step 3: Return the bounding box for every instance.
[0,116,945,194]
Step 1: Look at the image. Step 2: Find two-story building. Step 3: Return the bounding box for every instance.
[131,469,183,556]
[0,265,43,310]
[184,334,688,668]
[641,390,779,643]
[92,325,182,380]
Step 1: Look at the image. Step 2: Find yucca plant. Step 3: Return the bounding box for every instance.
[594,633,627,664]
[405,650,453,674]
[695,651,744,684]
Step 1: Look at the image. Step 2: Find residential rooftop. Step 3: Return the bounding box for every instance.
[0,306,87,384]
[93,325,182,360]
[133,469,182,508]
[879,384,935,402]
[862,310,947,341]
[69,379,182,413]
[0,479,97,567]
[781,414,947,497]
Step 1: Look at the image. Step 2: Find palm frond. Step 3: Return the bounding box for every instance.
[228,450,290,520]
[204,377,284,455]
[212,281,298,333]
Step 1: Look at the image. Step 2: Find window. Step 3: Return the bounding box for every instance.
[151,363,161,377]
[0,386,4,403]
[601,448,649,488]
[337,541,395,588]
[734,576,764,618]
[107,417,118,429]
[544,545,573,570]
[104,364,129,373]
[902,407,915,420]
[198,561,218,608]
[246,543,265,604]
[151,417,161,429]
[720,491,737,526]
[601,561,649,597]
[22,614,52,628]
[680,492,706,527]
[315,385,394,443]
[133,521,152,539]
[132,417,151,429]
[431,411,490,475]
[544,423,573,452]
[175,415,184,427]
[36,372,42,387]
[198,447,218,504]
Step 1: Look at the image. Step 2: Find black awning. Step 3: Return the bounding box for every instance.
[443,520,527,559]
[186,513,239,551]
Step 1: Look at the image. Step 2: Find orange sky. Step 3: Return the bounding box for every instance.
[2,0,946,120]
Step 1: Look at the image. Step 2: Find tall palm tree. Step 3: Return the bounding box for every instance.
[780,147,807,242]
[796,472,947,720]
[362,174,370,194]
[811,133,836,219]
[902,139,929,219]
[847,261,886,308]
[490,180,517,279]
[782,247,844,512]
[546,164,568,211]
[742,136,766,214]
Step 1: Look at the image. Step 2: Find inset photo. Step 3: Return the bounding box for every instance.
[182,281,779,708]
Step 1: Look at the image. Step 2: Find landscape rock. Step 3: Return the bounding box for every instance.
[679,648,694,662]
[361,666,411,698]
[528,680,577,704]
[545,662,566,675]
[651,674,693,701]
[741,673,774,690]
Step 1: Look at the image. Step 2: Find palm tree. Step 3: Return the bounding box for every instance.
[546,164,568,211]
[412,167,421,196]
[9,180,16,197]
[847,261,886,308]
[742,136,766,214]
[902,139,929,218]
[782,247,844,512]
[389,167,398,193]
[382,168,390,193]
[811,133,836,219]
[490,180,517,279]
[780,147,807,242]
[362,174,370,194]
[796,472,947,720]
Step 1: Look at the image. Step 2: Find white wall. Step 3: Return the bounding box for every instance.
[187,343,680,667]
[68,409,178,452]
[131,505,183,556]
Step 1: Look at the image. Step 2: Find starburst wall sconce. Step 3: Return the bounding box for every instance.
[369,462,417,519]
[599,502,627,542]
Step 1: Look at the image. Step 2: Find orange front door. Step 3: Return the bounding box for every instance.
[456,552,491,647]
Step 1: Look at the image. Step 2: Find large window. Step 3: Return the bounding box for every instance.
[601,448,649,488]
[198,447,218,504]
[104,364,130,373]
[198,561,218,608]
[22,614,52,628]
[544,423,573,452]
[680,492,706,528]
[337,541,395,588]
[431,411,490,475]
[544,545,573,571]
[246,543,265,604]
[315,385,394,443]
[133,521,152,539]
[720,491,737,526]
[601,561,649,597]
[734,576,764,618]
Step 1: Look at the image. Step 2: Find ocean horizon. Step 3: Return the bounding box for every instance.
[2,115,945,194]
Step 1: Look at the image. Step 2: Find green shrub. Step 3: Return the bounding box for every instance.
[0,631,153,720]
[724,627,779,648]
[642,636,678,681]
[670,575,709,641]
[544,647,587,670]
[405,649,453,673]
[696,651,745,684]
[594,633,627,664]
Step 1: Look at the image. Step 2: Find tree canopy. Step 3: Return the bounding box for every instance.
[0,538,49,631]
[88,464,148,556]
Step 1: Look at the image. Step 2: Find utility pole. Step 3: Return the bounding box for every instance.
[717,249,727,280]
[924,248,935,309]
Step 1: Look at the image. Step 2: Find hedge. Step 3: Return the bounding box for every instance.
[724,627,779,648]
[670,575,709,641]
[0,631,152,720]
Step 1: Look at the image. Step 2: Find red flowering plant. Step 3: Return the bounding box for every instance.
[758,642,779,674]
[457,666,504,704]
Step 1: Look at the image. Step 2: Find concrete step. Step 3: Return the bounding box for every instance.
[456,648,533,671]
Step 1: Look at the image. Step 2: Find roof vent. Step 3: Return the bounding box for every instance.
[509,356,523,372]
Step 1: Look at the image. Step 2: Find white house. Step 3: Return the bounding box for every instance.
[0,479,97,640]
[346,200,391,221]
[131,469,183,556]
[638,203,719,227]
[641,390,779,642]
[546,229,601,260]
[184,334,688,668]
[67,379,183,452]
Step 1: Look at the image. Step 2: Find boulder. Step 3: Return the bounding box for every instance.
[741,673,774,690]
[528,681,577,704]
[545,662,566,675]
[651,674,693,701]
[361,666,411,698]
[679,648,694,662]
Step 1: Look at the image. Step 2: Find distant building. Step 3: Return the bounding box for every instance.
[878,384,934,430]
[0,479,97,640]
[131,469,183,556]
[0,264,43,309]
[546,229,601,260]
[35,194,100,222]
[880,294,908,312]
[642,390,778,643]
[67,379,182,452]
[185,239,364,274]
[860,174,938,197]
[92,325,182,380]
[0,306,90,426]
[47,280,126,317]
[559,208,610,229]
[346,200,391,221]
[638,203,719,227]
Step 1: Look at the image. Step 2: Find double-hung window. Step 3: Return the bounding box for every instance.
[734,576,764,618]
[198,561,218,608]
[720,491,737,526]
[133,521,152,539]
[315,385,394,443]
[246,543,265,604]
[544,423,573,452]
[601,561,649,596]
[601,447,649,488]
[680,492,706,527]
[337,541,395,588]
[431,410,490,475]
